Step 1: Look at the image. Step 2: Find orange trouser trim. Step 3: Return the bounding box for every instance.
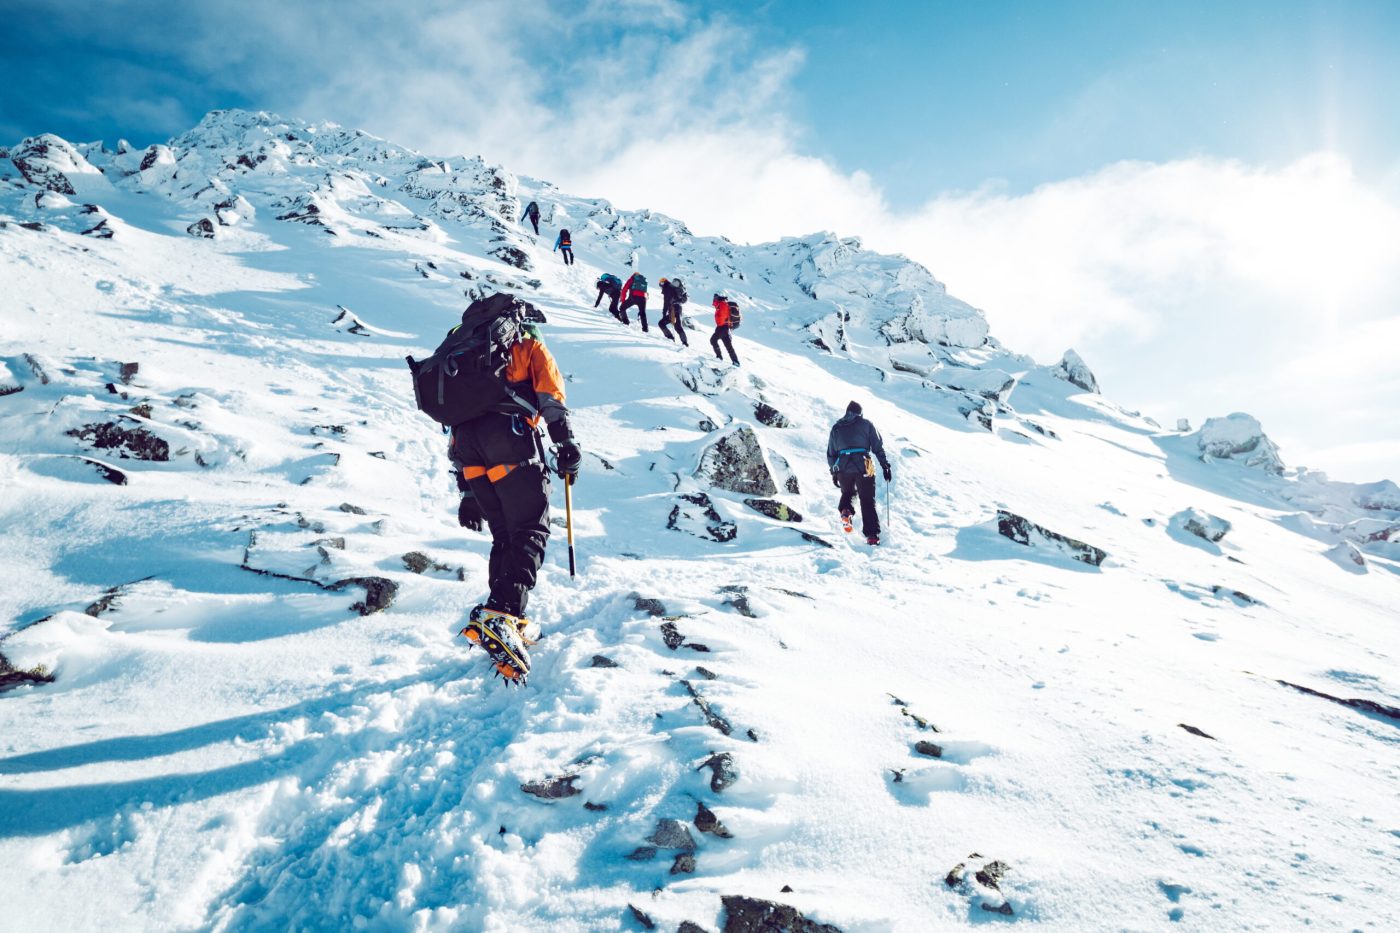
[462,463,519,484]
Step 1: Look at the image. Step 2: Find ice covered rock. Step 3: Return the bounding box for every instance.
[66,420,170,462]
[646,819,696,851]
[668,492,738,543]
[1325,542,1367,574]
[1177,418,1191,432]
[1171,508,1232,543]
[1052,349,1100,393]
[1353,480,1400,513]
[935,365,1017,402]
[945,854,1015,917]
[521,773,582,800]
[696,425,778,496]
[9,135,100,195]
[694,801,732,838]
[187,217,216,238]
[996,510,1107,566]
[1195,413,1285,474]
[699,752,738,792]
[743,498,802,522]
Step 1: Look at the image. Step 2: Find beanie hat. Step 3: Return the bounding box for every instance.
[846,400,862,415]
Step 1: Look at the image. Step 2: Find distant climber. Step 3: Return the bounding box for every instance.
[594,273,624,322]
[658,277,689,346]
[554,228,573,265]
[710,294,740,367]
[522,200,540,235]
[620,272,649,332]
[827,401,890,545]
[407,292,582,684]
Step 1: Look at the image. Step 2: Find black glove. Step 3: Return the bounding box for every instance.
[458,493,483,531]
[882,465,892,482]
[831,472,841,488]
[556,441,581,480]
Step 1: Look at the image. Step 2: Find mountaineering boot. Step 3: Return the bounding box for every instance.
[461,605,532,684]
[867,535,881,546]
[840,510,854,534]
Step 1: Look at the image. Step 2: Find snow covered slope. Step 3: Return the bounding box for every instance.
[2,111,1398,932]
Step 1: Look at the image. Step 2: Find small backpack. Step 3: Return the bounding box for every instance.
[727,299,741,329]
[559,229,571,247]
[406,293,537,427]
[599,273,621,288]
[672,278,688,303]
[630,273,647,294]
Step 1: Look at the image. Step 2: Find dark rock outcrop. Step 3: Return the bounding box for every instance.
[696,426,777,496]
[914,740,943,758]
[66,421,170,461]
[996,510,1106,566]
[753,402,791,428]
[590,655,619,668]
[683,680,734,735]
[1052,349,1099,393]
[521,773,582,799]
[1274,678,1400,723]
[946,854,1014,917]
[1177,724,1216,740]
[695,801,733,838]
[335,576,398,615]
[699,752,739,793]
[0,654,55,694]
[491,244,530,270]
[627,904,656,929]
[743,498,803,522]
[630,593,666,616]
[668,492,737,543]
[648,818,697,851]
[720,896,843,933]
[187,218,216,238]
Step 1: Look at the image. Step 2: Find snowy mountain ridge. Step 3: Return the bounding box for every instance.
[2,110,1398,932]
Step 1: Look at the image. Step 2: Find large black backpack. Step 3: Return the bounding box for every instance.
[727,299,741,329]
[672,277,688,303]
[630,273,647,294]
[406,293,537,427]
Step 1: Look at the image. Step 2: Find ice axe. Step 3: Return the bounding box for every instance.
[885,465,892,540]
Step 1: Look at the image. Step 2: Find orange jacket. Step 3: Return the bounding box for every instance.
[713,297,731,327]
[504,336,566,426]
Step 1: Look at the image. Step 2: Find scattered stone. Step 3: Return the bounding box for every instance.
[794,530,834,549]
[647,819,696,851]
[630,592,666,616]
[687,643,711,653]
[695,801,733,838]
[627,904,656,929]
[976,861,1010,891]
[1022,420,1059,439]
[186,217,216,238]
[720,895,843,933]
[127,402,153,419]
[660,621,686,650]
[333,576,398,615]
[1178,724,1216,740]
[753,401,791,428]
[521,773,582,800]
[671,853,696,875]
[368,450,387,459]
[1173,508,1232,543]
[890,769,905,783]
[584,801,608,812]
[71,457,128,485]
[119,362,140,384]
[311,537,346,550]
[696,425,778,495]
[590,655,619,668]
[695,666,718,680]
[668,492,738,543]
[946,854,1014,917]
[683,680,734,735]
[626,846,657,862]
[746,728,759,743]
[723,592,755,618]
[981,902,1014,916]
[490,244,530,270]
[996,510,1107,566]
[402,551,454,575]
[699,752,738,792]
[1211,586,1260,606]
[780,885,794,894]
[66,421,169,461]
[698,416,719,432]
[743,498,803,522]
[914,740,943,758]
[338,502,367,515]
[0,654,55,694]
[1051,348,1100,393]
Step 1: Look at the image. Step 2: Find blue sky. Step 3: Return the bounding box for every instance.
[4,0,1399,481]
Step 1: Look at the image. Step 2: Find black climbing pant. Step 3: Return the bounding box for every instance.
[559,248,573,265]
[711,324,738,365]
[838,473,880,539]
[595,288,622,322]
[659,302,688,345]
[466,463,552,617]
[529,216,539,235]
[621,295,647,331]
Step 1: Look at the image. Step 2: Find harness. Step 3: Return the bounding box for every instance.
[833,446,869,472]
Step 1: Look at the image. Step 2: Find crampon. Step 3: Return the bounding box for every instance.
[461,606,532,685]
[840,511,854,534]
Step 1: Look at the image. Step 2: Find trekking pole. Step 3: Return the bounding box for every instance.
[564,475,577,577]
[885,467,892,539]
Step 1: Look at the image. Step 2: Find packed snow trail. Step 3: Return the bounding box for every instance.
[2,111,1399,931]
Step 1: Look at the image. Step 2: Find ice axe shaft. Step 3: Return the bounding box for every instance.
[564,474,577,577]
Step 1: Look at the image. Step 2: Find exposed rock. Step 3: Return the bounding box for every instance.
[996,510,1106,566]
[627,904,656,929]
[66,421,170,462]
[521,773,582,800]
[1052,348,1099,393]
[696,425,777,496]
[590,655,619,668]
[1274,678,1400,722]
[338,502,367,514]
[1178,724,1216,740]
[660,621,686,650]
[744,498,803,522]
[630,592,666,616]
[794,530,834,549]
[491,244,531,270]
[683,680,734,735]
[1173,508,1231,543]
[695,666,718,680]
[695,801,733,838]
[10,135,83,194]
[721,587,756,618]
[720,895,843,933]
[1195,413,1285,475]
[187,217,216,238]
[698,416,719,432]
[940,366,1016,402]
[0,654,55,694]
[647,819,696,851]
[335,576,398,615]
[118,362,140,384]
[699,752,738,792]
[946,854,1014,917]
[914,740,943,758]
[1211,585,1260,606]
[84,577,151,616]
[671,853,696,875]
[753,401,791,427]
[23,353,51,385]
[668,492,737,543]
[678,923,710,933]
[1325,541,1367,573]
[625,846,657,861]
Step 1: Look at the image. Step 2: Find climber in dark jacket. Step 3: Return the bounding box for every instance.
[594,273,623,322]
[658,277,689,346]
[827,401,891,545]
[553,229,573,265]
[522,200,540,235]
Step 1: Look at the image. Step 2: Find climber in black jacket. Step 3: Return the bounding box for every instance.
[827,401,891,545]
